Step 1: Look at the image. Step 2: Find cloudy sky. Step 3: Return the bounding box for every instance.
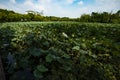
[0,0,120,18]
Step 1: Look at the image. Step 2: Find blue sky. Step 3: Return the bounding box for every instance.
[0,0,120,18]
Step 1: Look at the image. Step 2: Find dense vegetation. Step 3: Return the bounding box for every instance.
[0,9,120,23]
[0,22,120,80]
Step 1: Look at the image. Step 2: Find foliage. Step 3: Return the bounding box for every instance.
[0,9,120,23]
[0,22,120,80]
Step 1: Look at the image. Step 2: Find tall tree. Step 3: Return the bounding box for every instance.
[80,14,91,22]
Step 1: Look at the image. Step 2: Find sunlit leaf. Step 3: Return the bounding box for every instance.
[37,65,48,72]
[72,46,80,51]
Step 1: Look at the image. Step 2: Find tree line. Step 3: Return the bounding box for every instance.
[0,9,120,23]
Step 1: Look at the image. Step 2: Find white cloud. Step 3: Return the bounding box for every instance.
[95,0,120,6]
[0,4,7,9]
[78,1,83,5]
[22,0,44,13]
[67,0,75,4]
[0,0,120,18]
[9,0,16,4]
[94,0,120,12]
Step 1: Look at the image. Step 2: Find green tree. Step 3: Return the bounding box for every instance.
[80,14,91,22]
[101,12,110,23]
